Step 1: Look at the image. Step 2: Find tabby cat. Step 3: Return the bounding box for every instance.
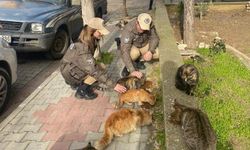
[169,100,217,150]
[117,89,156,108]
[95,108,152,150]
[175,64,199,95]
[117,76,145,90]
[81,142,96,150]
[141,80,157,93]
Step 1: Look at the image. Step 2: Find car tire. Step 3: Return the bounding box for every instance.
[0,68,11,113]
[49,29,69,60]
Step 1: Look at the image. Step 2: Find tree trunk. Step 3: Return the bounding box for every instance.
[183,0,195,49]
[123,0,128,17]
[81,0,95,25]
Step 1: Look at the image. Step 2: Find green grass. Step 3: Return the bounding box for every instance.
[153,86,165,150]
[152,65,166,150]
[188,48,250,149]
[96,52,114,65]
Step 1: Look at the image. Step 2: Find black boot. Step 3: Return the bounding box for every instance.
[75,83,98,100]
[121,67,130,77]
[134,59,146,70]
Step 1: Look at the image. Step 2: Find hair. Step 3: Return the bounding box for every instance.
[78,25,97,51]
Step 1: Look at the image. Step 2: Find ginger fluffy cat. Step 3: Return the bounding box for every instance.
[118,89,156,108]
[95,108,152,150]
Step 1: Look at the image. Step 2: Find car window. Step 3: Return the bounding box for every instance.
[25,0,66,5]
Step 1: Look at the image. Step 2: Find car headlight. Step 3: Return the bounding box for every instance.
[31,23,43,32]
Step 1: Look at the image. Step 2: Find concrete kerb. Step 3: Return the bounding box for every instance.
[155,0,197,149]
[0,71,59,131]
[226,44,250,70]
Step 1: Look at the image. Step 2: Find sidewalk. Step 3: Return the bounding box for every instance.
[0,1,155,150]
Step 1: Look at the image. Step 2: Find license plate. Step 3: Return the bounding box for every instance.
[0,35,11,43]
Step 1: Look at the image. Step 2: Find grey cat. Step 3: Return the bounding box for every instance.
[169,100,217,150]
[175,64,199,95]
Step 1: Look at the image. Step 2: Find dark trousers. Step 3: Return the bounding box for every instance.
[149,0,154,10]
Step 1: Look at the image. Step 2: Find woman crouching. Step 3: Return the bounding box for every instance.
[60,18,126,100]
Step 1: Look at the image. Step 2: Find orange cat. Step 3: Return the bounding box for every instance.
[118,89,156,108]
[95,108,152,150]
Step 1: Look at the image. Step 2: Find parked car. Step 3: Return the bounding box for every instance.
[0,0,107,59]
[0,38,17,112]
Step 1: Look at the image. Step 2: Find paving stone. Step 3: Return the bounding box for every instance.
[134,127,141,134]
[2,132,27,142]
[18,116,37,124]
[2,124,24,133]
[22,132,46,142]
[106,141,116,150]
[9,115,23,125]
[70,141,89,150]
[98,122,105,133]
[85,132,103,141]
[141,126,153,134]
[139,142,152,150]
[0,142,10,149]
[49,141,71,150]
[109,96,119,104]
[4,142,30,150]
[113,134,130,143]
[0,133,9,142]
[25,141,50,150]
[129,133,151,143]
[115,142,140,150]
[20,124,42,133]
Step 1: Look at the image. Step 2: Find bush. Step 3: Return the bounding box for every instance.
[209,37,226,55]
[96,52,114,65]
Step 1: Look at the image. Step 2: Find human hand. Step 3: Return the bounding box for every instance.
[130,71,143,79]
[143,51,153,61]
[114,84,127,93]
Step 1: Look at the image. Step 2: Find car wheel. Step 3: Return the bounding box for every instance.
[0,68,11,112]
[49,29,69,60]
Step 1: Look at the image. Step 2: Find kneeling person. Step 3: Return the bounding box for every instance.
[120,13,159,77]
[60,18,126,100]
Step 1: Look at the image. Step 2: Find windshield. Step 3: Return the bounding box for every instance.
[24,0,66,5]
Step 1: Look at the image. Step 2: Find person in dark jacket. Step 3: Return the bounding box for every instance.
[120,13,159,78]
[60,18,126,100]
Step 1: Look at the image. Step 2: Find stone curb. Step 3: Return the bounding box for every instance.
[226,44,250,70]
[155,0,197,149]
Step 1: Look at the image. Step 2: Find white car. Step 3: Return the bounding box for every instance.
[0,38,17,112]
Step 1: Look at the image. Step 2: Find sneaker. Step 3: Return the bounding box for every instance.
[120,67,130,77]
[134,61,146,70]
[75,84,98,100]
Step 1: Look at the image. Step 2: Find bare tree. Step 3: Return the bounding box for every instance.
[183,0,195,48]
[81,0,95,25]
[123,0,128,17]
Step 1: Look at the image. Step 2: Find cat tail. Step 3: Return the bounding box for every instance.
[95,127,113,150]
